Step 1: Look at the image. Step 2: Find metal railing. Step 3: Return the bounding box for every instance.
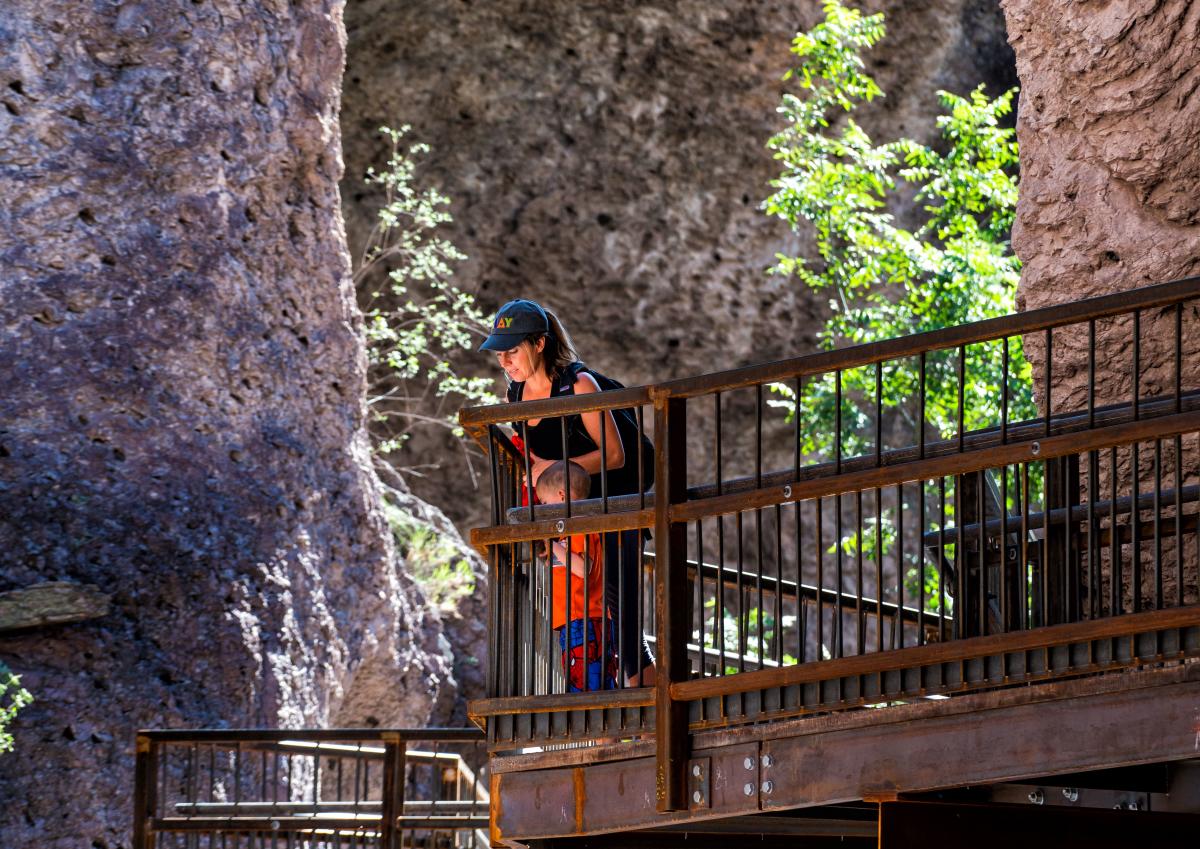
[132,728,488,849]
[460,276,1200,811]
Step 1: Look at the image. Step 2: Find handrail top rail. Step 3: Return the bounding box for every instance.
[136,726,484,743]
[459,277,1199,428]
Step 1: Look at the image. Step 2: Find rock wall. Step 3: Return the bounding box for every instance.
[0,2,457,846]
[1001,0,1200,607]
[1003,0,1200,312]
[340,0,1019,528]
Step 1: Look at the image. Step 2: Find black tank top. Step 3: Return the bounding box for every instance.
[508,363,636,499]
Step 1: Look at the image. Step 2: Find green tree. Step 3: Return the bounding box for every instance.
[357,126,498,468]
[763,1,1033,614]
[0,662,32,755]
[765,0,1031,458]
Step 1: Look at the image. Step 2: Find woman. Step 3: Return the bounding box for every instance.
[480,298,655,686]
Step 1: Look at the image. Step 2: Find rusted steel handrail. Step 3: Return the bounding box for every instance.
[655,277,1199,398]
[133,728,487,849]
[464,277,1200,814]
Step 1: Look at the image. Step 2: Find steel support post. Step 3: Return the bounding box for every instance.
[131,735,157,849]
[654,393,690,812]
[380,735,406,849]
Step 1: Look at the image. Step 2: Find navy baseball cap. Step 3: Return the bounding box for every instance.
[479,299,549,352]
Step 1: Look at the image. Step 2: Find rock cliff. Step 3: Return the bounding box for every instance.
[1001,0,1200,606]
[0,1,457,846]
[340,0,1019,528]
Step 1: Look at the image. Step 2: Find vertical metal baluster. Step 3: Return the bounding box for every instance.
[756,507,765,666]
[855,491,864,655]
[939,477,948,642]
[1040,461,1049,628]
[1175,434,1184,608]
[896,483,904,650]
[957,474,967,638]
[1155,439,1163,609]
[756,384,763,488]
[599,412,608,513]
[919,352,926,458]
[565,532,573,693]
[1000,465,1009,631]
[1175,303,1183,413]
[775,503,784,665]
[521,422,535,522]
[979,472,987,634]
[715,392,723,496]
[1132,442,1141,612]
[1088,320,1096,430]
[1002,336,1010,443]
[957,346,965,452]
[638,526,647,691]
[875,489,883,653]
[488,426,502,526]
[525,533,534,697]
[595,527,604,695]
[1044,327,1052,437]
[1020,465,1029,631]
[615,529,623,690]
[560,419,571,519]
[795,376,803,479]
[1110,447,1120,616]
[581,529,589,693]
[816,497,824,659]
[918,479,926,646]
[796,500,806,664]
[546,533,554,695]
[736,510,745,675]
[835,371,843,474]
[637,405,646,510]
[1133,309,1141,420]
[1088,451,1098,620]
[696,519,704,679]
[717,513,726,675]
[835,492,843,658]
[875,363,883,466]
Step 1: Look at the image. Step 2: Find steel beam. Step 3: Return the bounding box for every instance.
[489,668,1200,842]
[878,800,1200,849]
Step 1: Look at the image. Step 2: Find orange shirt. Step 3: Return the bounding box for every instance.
[548,533,606,629]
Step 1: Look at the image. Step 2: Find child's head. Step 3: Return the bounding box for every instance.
[536,459,590,504]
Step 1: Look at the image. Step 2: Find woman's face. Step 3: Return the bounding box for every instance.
[496,337,545,383]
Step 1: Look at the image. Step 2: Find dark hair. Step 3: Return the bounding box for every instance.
[523,306,578,379]
[536,459,590,502]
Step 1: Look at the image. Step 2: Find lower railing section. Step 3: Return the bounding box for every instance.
[132,729,487,849]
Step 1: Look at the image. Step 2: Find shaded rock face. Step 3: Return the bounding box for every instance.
[0,1,456,846]
[340,0,1019,528]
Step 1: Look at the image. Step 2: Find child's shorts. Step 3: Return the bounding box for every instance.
[557,617,618,692]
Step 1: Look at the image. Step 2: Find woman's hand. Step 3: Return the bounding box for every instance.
[530,455,555,485]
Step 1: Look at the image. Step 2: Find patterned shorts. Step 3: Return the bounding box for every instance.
[557,618,618,692]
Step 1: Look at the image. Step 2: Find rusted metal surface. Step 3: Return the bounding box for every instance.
[463,277,1200,813]
[654,394,690,811]
[132,728,487,849]
[877,800,1200,849]
[759,669,1200,811]
[654,276,1200,399]
[489,666,1200,841]
[671,604,1200,702]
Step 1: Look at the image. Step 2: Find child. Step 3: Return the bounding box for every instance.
[535,460,618,693]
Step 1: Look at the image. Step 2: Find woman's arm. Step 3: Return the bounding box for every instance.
[571,372,625,477]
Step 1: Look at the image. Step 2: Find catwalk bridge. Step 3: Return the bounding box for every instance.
[136,278,1200,847]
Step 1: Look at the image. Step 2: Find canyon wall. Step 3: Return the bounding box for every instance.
[0,2,457,846]
[340,0,1020,528]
